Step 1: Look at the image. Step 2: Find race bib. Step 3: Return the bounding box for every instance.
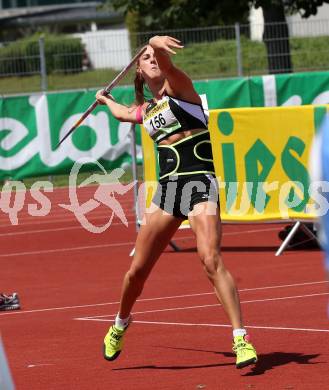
[143,96,181,142]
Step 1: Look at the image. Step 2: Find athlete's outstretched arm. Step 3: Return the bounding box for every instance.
[149,35,201,103]
[96,91,141,123]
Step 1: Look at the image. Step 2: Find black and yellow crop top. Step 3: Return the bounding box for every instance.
[140,95,208,143]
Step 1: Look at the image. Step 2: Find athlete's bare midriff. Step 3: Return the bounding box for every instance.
[158,128,207,146]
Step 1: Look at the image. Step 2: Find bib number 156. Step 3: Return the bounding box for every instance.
[150,113,166,130]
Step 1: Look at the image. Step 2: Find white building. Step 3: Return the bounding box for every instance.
[249,4,329,41]
[74,29,131,70]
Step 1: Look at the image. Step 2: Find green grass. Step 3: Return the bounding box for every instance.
[174,35,329,78]
[172,37,268,78]
[2,35,329,95]
[290,36,329,72]
[174,39,240,79]
[0,68,136,95]
[47,68,136,91]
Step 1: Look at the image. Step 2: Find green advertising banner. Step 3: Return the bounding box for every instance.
[1,71,329,180]
[249,71,329,107]
[0,89,142,180]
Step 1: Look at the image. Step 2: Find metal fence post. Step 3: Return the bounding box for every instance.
[38,36,48,91]
[129,123,140,233]
[235,23,243,77]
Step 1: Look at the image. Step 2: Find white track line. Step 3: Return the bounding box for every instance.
[0,225,279,238]
[0,219,137,237]
[0,235,193,258]
[119,320,329,333]
[0,211,136,227]
[0,226,283,256]
[0,241,136,258]
[223,227,280,236]
[0,208,136,221]
[240,280,328,291]
[0,280,326,317]
[77,292,329,321]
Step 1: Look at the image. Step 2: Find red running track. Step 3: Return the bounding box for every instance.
[0,186,328,390]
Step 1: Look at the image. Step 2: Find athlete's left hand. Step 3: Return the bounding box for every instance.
[96,89,114,105]
[149,35,184,55]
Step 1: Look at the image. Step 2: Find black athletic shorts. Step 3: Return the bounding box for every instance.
[152,173,219,220]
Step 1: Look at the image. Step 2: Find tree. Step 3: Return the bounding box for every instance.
[255,1,293,74]
[252,1,329,74]
[110,0,249,30]
[108,0,329,73]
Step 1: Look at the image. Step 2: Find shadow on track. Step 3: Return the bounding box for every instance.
[112,362,234,370]
[112,346,234,371]
[113,346,321,374]
[243,352,322,376]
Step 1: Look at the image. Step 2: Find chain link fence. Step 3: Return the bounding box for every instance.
[1,19,329,95]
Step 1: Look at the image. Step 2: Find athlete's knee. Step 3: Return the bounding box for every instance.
[198,249,224,278]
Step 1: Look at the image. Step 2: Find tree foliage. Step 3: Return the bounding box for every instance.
[251,1,329,73]
[109,0,329,29]
[110,0,249,30]
[253,1,329,18]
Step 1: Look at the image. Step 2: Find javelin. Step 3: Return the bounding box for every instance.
[57,46,147,147]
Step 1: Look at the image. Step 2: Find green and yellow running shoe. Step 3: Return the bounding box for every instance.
[232,335,258,369]
[103,324,128,361]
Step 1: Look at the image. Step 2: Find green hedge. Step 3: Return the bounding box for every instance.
[0,34,84,77]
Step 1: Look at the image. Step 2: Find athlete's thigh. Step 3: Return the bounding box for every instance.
[188,202,222,252]
[133,204,182,268]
